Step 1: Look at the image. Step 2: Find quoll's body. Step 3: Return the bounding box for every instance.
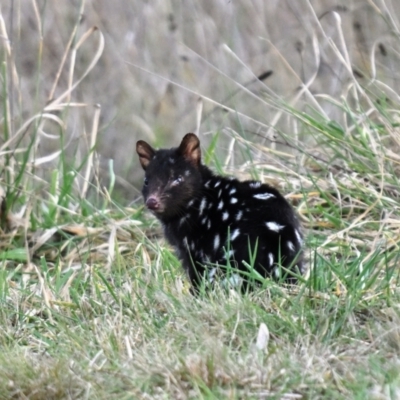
[136,133,303,292]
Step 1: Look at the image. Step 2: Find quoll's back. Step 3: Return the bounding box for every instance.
[136,133,303,292]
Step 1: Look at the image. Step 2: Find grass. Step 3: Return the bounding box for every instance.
[1,1,400,399]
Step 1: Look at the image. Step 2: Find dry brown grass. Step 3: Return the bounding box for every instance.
[2,0,400,189]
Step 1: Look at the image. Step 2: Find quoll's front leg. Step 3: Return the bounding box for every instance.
[180,251,207,294]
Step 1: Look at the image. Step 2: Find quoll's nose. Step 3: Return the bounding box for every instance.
[146,196,160,210]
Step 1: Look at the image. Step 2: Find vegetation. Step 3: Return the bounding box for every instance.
[1,1,400,398]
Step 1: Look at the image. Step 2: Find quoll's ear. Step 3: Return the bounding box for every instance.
[178,133,201,166]
[136,140,156,170]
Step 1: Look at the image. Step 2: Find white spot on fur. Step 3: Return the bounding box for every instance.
[184,170,191,176]
[222,211,229,221]
[201,217,207,225]
[188,199,195,207]
[199,198,207,215]
[287,241,295,252]
[214,180,221,188]
[169,157,175,164]
[266,222,285,232]
[230,198,238,204]
[218,189,222,198]
[249,181,262,188]
[214,234,220,250]
[295,229,303,246]
[229,188,237,195]
[207,220,211,229]
[231,229,240,241]
[235,210,243,221]
[204,180,211,188]
[208,267,217,283]
[268,253,274,266]
[223,249,235,259]
[274,267,281,278]
[179,215,187,226]
[183,237,188,247]
[254,193,275,200]
[218,200,224,210]
[190,241,195,251]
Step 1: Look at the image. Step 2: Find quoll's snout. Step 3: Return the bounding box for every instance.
[146,196,160,210]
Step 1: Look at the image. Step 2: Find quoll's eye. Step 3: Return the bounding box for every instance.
[144,177,149,186]
[171,176,183,186]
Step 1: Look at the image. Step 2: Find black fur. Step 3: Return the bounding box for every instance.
[136,133,304,292]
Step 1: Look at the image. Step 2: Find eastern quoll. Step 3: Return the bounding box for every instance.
[136,133,304,293]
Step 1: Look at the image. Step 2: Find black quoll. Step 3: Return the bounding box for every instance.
[136,133,304,292]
